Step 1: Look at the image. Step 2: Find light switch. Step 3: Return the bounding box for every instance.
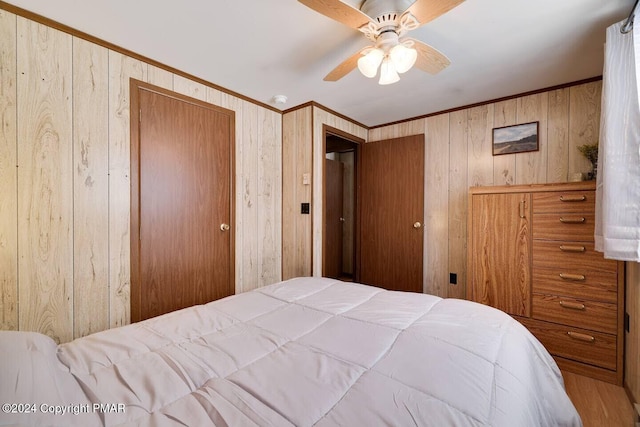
[302,173,310,185]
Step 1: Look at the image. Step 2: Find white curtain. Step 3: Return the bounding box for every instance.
[595,20,640,261]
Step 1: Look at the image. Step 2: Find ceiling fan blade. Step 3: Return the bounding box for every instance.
[407,38,450,74]
[324,48,367,81]
[298,0,371,29]
[406,0,465,26]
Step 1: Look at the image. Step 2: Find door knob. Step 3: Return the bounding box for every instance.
[339,217,345,222]
[413,222,422,229]
[220,223,230,231]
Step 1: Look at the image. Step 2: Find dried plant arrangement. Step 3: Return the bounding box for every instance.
[577,143,598,180]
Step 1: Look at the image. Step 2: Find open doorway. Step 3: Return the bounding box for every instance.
[323,126,362,282]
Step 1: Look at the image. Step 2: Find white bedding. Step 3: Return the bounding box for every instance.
[0,277,581,426]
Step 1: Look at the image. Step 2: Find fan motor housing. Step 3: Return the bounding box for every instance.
[360,0,414,24]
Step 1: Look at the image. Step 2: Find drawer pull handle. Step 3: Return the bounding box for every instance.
[559,217,586,224]
[559,245,586,252]
[559,301,586,310]
[559,273,586,281]
[560,195,587,202]
[567,331,595,343]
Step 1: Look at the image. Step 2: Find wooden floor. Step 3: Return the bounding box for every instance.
[563,371,637,427]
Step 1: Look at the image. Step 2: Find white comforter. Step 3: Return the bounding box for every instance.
[0,277,580,426]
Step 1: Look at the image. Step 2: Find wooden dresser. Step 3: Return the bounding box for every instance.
[468,182,624,385]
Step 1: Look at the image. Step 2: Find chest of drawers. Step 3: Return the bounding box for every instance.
[468,182,624,385]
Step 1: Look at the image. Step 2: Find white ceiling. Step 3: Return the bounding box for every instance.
[4,0,635,127]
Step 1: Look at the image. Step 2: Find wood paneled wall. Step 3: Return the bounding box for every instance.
[0,11,282,343]
[368,81,602,299]
[281,82,603,298]
[282,107,313,279]
[0,9,18,332]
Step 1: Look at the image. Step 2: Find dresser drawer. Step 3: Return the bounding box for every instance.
[532,241,618,273]
[532,213,595,241]
[531,294,617,334]
[533,190,595,213]
[519,317,617,370]
[533,267,618,303]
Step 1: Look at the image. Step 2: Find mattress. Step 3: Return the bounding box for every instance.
[0,277,581,426]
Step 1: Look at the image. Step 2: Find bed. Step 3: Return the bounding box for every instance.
[0,277,580,426]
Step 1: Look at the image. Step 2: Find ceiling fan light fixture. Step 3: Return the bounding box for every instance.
[378,57,400,85]
[301,0,457,83]
[389,43,417,73]
[357,48,384,78]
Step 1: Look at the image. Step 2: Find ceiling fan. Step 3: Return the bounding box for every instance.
[299,0,464,84]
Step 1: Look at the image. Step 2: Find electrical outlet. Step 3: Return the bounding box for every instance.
[301,203,310,214]
[449,273,457,285]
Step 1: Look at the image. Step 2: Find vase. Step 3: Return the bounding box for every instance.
[587,162,597,180]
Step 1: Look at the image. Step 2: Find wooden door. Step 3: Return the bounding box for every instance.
[324,158,344,279]
[131,83,234,322]
[470,192,531,316]
[359,135,424,293]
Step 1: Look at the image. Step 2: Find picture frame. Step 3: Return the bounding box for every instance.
[492,121,539,156]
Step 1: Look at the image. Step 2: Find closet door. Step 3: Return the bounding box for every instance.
[131,82,234,322]
[470,192,531,317]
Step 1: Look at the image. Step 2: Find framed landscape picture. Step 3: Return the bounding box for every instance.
[492,121,539,155]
